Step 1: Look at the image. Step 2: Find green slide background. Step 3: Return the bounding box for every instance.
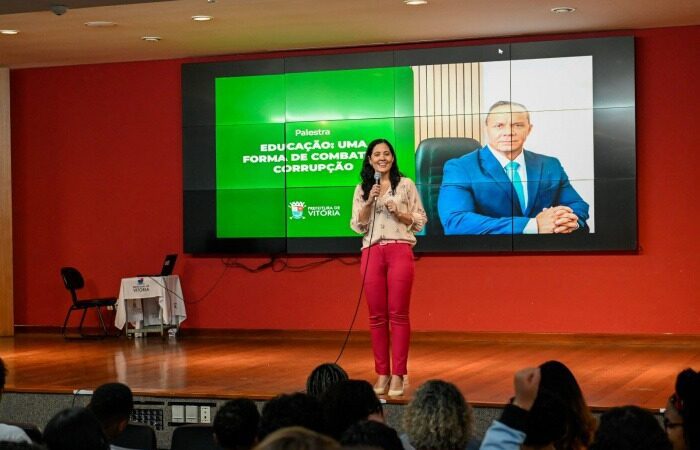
[215,67,415,238]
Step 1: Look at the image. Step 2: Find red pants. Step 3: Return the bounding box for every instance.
[360,242,414,376]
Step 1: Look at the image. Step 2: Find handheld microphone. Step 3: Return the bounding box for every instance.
[373,172,381,200]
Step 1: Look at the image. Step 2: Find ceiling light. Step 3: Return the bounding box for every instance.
[84,21,115,27]
[0,29,19,35]
[550,6,576,13]
[192,15,213,21]
[141,36,161,42]
[404,0,428,4]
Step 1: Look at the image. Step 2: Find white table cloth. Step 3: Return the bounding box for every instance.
[114,275,187,330]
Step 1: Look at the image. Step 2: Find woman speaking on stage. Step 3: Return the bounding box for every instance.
[350,138,427,397]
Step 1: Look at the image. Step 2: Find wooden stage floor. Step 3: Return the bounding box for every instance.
[2,331,699,410]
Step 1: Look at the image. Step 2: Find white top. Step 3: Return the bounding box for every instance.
[350,177,427,249]
[0,423,32,443]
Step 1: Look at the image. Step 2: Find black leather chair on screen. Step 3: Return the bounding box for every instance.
[60,266,117,338]
[414,137,481,235]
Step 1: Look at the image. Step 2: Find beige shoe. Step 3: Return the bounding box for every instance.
[388,374,407,397]
[373,375,390,395]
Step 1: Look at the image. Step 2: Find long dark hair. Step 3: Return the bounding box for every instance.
[360,139,403,201]
[538,360,596,450]
[675,368,700,450]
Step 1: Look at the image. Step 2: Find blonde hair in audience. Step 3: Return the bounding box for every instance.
[402,380,473,450]
[254,426,339,450]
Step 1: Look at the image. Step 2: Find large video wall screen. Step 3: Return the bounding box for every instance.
[183,37,636,254]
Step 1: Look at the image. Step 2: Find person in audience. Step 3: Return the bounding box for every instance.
[479,366,582,450]
[320,380,384,440]
[402,380,479,450]
[258,393,325,441]
[255,426,338,450]
[86,382,135,450]
[589,405,672,450]
[42,407,110,450]
[537,360,596,450]
[0,357,32,444]
[479,367,540,450]
[306,363,348,399]
[665,368,700,450]
[340,420,403,450]
[214,398,261,450]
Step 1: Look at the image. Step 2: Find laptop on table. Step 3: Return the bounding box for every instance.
[138,254,177,277]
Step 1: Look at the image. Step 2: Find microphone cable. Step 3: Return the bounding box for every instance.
[335,183,381,365]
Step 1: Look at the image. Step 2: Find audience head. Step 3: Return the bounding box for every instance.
[259,393,324,441]
[255,426,339,450]
[590,405,672,450]
[666,368,700,450]
[43,407,110,450]
[214,398,261,450]
[538,360,596,449]
[306,363,348,399]
[402,379,473,450]
[320,379,383,439]
[340,420,403,450]
[86,382,134,441]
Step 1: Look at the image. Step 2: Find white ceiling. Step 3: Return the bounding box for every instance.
[0,0,699,69]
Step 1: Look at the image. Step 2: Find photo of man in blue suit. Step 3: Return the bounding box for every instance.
[438,101,589,235]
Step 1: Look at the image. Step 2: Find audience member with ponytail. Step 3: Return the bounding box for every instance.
[306,363,348,399]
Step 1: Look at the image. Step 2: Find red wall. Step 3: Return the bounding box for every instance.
[11,26,700,333]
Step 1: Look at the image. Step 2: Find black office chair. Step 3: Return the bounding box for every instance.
[171,424,223,450]
[112,423,157,450]
[414,137,482,235]
[60,266,117,338]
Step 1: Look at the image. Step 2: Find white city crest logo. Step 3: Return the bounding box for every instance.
[289,201,306,220]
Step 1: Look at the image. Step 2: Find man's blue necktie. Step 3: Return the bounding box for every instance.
[505,161,526,212]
